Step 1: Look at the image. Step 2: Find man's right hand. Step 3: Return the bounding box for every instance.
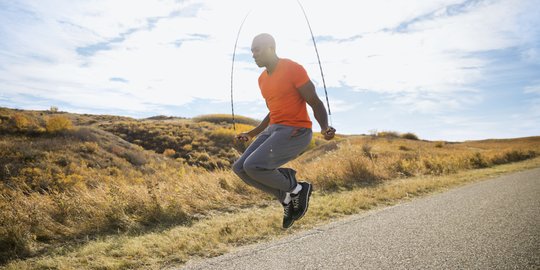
[235,132,251,142]
[321,127,336,140]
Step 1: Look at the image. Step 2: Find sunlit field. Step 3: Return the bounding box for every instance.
[1,107,539,269]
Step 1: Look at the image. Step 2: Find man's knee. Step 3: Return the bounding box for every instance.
[242,159,260,178]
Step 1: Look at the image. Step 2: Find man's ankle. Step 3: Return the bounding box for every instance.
[283,193,292,204]
[290,183,302,195]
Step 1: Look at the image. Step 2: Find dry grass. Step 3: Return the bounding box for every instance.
[291,135,539,193]
[2,107,540,269]
[5,157,540,270]
[0,127,268,264]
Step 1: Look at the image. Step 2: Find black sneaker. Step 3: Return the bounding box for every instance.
[291,182,313,220]
[282,202,295,229]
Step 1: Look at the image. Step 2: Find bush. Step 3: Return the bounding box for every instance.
[435,141,445,148]
[123,149,147,166]
[69,127,98,141]
[12,113,30,131]
[491,150,537,165]
[393,158,421,177]
[401,132,419,140]
[399,145,412,151]
[377,131,400,138]
[362,144,374,159]
[345,159,380,185]
[193,114,260,126]
[46,116,72,133]
[163,148,176,157]
[80,142,99,153]
[209,128,235,144]
[469,152,490,168]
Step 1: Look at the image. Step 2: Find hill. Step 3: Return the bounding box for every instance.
[1,106,539,266]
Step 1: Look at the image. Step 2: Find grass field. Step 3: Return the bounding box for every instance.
[4,157,540,270]
[1,107,539,269]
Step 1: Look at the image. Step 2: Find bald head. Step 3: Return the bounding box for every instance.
[252,33,276,49]
[251,33,278,68]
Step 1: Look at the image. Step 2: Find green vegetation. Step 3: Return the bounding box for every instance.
[400,132,419,140]
[373,130,420,140]
[192,114,261,126]
[1,106,540,269]
[98,120,249,170]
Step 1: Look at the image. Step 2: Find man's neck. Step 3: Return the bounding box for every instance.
[265,56,280,75]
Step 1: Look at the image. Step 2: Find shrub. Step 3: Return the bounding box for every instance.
[435,141,445,148]
[377,131,400,138]
[491,150,537,164]
[163,148,176,158]
[345,158,380,185]
[393,158,421,177]
[401,132,419,140]
[46,116,72,133]
[69,127,98,141]
[362,144,374,159]
[209,128,235,144]
[12,113,30,131]
[123,149,147,166]
[399,145,412,151]
[469,152,490,168]
[193,114,260,126]
[80,142,99,153]
[182,144,193,151]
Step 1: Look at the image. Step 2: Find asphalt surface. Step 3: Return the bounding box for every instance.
[181,168,540,270]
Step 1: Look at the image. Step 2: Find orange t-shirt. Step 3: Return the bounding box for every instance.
[258,58,312,129]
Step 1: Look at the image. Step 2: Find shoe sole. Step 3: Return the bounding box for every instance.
[295,183,312,221]
[283,220,295,229]
[283,203,295,229]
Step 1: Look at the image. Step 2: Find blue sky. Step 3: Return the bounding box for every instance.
[0,0,539,141]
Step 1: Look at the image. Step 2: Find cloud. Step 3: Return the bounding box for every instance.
[388,90,483,114]
[110,77,129,83]
[524,84,540,95]
[0,0,539,141]
[0,0,215,112]
[327,99,358,113]
[521,48,539,63]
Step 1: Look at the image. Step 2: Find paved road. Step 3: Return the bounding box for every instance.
[181,168,540,270]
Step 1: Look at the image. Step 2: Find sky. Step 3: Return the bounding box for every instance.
[0,0,539,141]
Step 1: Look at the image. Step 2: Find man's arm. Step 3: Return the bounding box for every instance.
[236,113,270,141]
[247,113,270,137]
[298,80,335,140]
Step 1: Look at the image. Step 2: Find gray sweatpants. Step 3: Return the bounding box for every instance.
[232,124,313,203]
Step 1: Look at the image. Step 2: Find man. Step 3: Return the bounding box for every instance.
[233,33,335,229]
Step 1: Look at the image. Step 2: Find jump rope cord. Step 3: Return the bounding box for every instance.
[231,1,332,131]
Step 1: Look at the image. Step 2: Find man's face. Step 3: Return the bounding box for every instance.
[251,39,273,68]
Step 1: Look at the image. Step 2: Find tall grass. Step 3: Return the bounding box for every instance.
[293,136,539,192]
[1,110,539,265]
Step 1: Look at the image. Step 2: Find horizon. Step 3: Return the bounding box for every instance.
[1,0,539,141]
[3,105,539,142]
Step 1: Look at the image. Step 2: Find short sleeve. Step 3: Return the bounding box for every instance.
[290,62,310,88]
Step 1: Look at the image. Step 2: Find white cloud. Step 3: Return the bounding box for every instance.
[388,90,483,114]
[524,84,540,95]
[521,48,539,63]
[0,0,539,140]
[320,0,535,91]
